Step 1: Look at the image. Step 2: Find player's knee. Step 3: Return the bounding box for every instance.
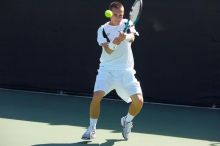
[92,91,105,102]
[137,94,144,108]
[131,94,144,108]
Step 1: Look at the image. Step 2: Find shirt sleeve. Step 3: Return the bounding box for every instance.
[97,26,107,46]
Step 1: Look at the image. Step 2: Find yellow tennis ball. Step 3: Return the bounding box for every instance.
[105,10,113,18]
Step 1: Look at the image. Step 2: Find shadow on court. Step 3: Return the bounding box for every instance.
[0,89,220,142]
[33,139,125,146]
[210,143,220,146]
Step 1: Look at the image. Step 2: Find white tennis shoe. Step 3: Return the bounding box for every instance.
[81,126,96,140]
[121,116,133,140]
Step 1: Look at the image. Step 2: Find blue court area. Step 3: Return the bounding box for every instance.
[0,88,220,146]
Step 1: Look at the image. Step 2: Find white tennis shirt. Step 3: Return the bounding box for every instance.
[97,19,137,70]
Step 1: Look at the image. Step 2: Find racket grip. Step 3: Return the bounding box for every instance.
[123,27,127,33]
[123,21,130,32]
[123,27,128,32]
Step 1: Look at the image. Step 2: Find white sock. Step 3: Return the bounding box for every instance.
[125,113,135,123]
[90,118,98,129]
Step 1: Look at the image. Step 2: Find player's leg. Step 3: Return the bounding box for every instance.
[122,93,144,125]
[120,69,144,120]
[82,69,113,140]
[81,90,105,140]
[116,69,144,140]
[90,90,105,126]
[121,93,143,140]
[127,93,144,119]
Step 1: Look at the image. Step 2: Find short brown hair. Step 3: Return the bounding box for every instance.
[109,1,124,10]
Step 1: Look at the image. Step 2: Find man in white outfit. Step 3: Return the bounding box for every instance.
[82,1,144,141]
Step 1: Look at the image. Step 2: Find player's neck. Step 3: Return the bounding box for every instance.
[109,21,121,26]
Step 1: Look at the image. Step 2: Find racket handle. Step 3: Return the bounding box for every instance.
[123,27,127,32]
[123,21,130,32]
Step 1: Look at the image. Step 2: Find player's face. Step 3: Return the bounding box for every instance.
[111,7,124,25]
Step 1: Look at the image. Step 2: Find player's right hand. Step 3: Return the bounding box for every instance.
[118,32,126,42]
[112,37,121,45]
[113,32,126,45]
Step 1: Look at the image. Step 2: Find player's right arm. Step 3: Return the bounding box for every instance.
[97,26,122,55]
[101,37,122,54]
[101,42,113,54]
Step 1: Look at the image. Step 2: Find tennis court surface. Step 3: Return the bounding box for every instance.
[0,88,220,146]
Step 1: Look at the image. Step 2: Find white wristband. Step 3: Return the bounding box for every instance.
[108,42,117,50]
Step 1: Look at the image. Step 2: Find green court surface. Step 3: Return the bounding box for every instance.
[0,88,220,146]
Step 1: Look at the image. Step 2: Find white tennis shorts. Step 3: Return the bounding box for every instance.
[94,68,142,103]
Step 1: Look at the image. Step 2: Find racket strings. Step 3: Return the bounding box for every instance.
[130,1,142,24]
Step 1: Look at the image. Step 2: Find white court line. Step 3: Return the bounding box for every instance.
[0,87,219,110]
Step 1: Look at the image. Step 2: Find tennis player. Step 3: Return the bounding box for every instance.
[82,1,144,140]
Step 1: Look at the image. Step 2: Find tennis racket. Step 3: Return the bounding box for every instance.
[123,0,143,34]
